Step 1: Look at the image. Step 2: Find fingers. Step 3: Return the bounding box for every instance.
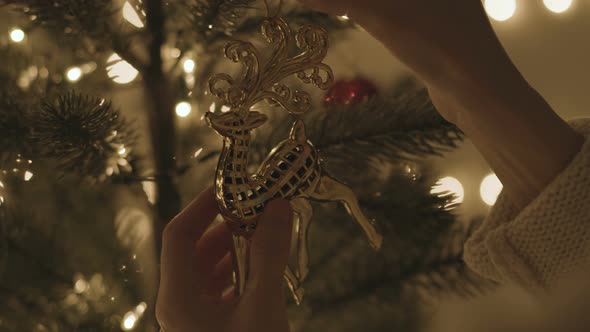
[206,253,234,296]
[160,187,219,289]
[247,199,293,294]
[195,222,233,272]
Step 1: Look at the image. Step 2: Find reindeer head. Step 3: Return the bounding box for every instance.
[208,17,334,119]
[205,110,268,137]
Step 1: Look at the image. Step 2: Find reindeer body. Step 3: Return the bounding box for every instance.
[216,119,320,237]
[205,16,382,304]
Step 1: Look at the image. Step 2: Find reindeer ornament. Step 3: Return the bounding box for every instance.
[205,16,382,304]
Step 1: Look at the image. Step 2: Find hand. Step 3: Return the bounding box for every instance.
[156,188,293,332]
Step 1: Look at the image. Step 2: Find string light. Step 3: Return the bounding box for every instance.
[23,171,33,181]
[480,173,503,206]
[430,176,465,204]
[175,101,192,117]
[122,1,145,28]
[121,311,137,331]
[106,53,139,84]
[183,59,196,73]
[484,0,516,21]
[9,28,25,42]
[66,67,82,82]
[543,0,572,13]
[121,302,148,331]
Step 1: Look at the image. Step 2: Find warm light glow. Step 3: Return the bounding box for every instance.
[175,101,192,117]
[121,311,137,331]
[431,176,465,204]
[193,147,203,158]
[9,28,25,42]
[66,67,82,82]
[543,0,572,13]
[74,277,89,294]
[183,59,196,73]
[339,15,349,21]
[24,171,33,181]
[118,147,127,156]
[221,105,231,113]
[122,1,145,28]
[480,173,503,206]
[107,53,139,84]
[136,302,147,314]
[484,0,516,21]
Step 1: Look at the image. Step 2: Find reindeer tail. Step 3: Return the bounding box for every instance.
[289,119,307,143]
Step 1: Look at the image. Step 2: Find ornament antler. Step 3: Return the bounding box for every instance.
[208,17,334,117]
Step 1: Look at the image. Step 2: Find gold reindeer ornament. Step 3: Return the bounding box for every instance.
[206,16,383,304]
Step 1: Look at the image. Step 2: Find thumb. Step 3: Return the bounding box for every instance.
[248,199,293,293]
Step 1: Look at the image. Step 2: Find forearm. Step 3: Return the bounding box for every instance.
[430,77,584,209]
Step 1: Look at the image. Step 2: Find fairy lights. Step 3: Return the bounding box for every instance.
[106,53,139,84]
[431,176,465,204]
[122,1,145,28]
[9,28,25,42]
[484,0,516,21]
[175,101,192,117]
[480,173,503,206]
[543,0,573,13]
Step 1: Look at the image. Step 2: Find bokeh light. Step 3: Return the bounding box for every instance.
[543,0,573,13]
[66,67,82,82]
[480,173,503,206]
[9,28,25,42]
[121,311,137,331]
[431,176,465,204]
[484,0,516,21]
[106,53,139,84]
[183,59,196,73]
[175,101,192,117]
[122,1,145,28]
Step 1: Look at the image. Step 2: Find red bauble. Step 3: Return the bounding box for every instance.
[324,78,378,106]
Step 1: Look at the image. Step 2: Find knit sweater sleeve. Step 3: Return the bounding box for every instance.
[464,118,590,290]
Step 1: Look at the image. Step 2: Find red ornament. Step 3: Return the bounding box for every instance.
[324,78,378,106]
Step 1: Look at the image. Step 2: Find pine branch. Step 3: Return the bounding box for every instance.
[5,0,146,70]
[187,0,256,43]
[310,90,463,162]
[31,91,137,181]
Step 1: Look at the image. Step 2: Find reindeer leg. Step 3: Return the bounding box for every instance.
[284,265,304,305]
[310,175,383,250]
[291,198,314,281]
[231,234,249,297]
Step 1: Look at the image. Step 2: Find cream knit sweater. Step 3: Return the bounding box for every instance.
[464,118,590,291]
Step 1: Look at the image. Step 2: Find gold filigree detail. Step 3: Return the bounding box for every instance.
[208,17,334,117]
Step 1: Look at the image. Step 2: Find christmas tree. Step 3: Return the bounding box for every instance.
[0,1,493,331]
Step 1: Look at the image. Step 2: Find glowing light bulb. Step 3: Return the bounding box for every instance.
[122,1,145,28]
[175,101,192,117]
[74,277,89,294]
[121,311,137,331]
[135,302,147,314]
[183,59,196,73]
[480,173,503,206]
[484,0,516,21]
[543,0,572,13]
[106,53,139,84]
[9,28,25,42]
[24,171,33,181]
[118,147,127,156]
[431,176,465,204]
[66,67,82,82]
[339,15,349,21]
